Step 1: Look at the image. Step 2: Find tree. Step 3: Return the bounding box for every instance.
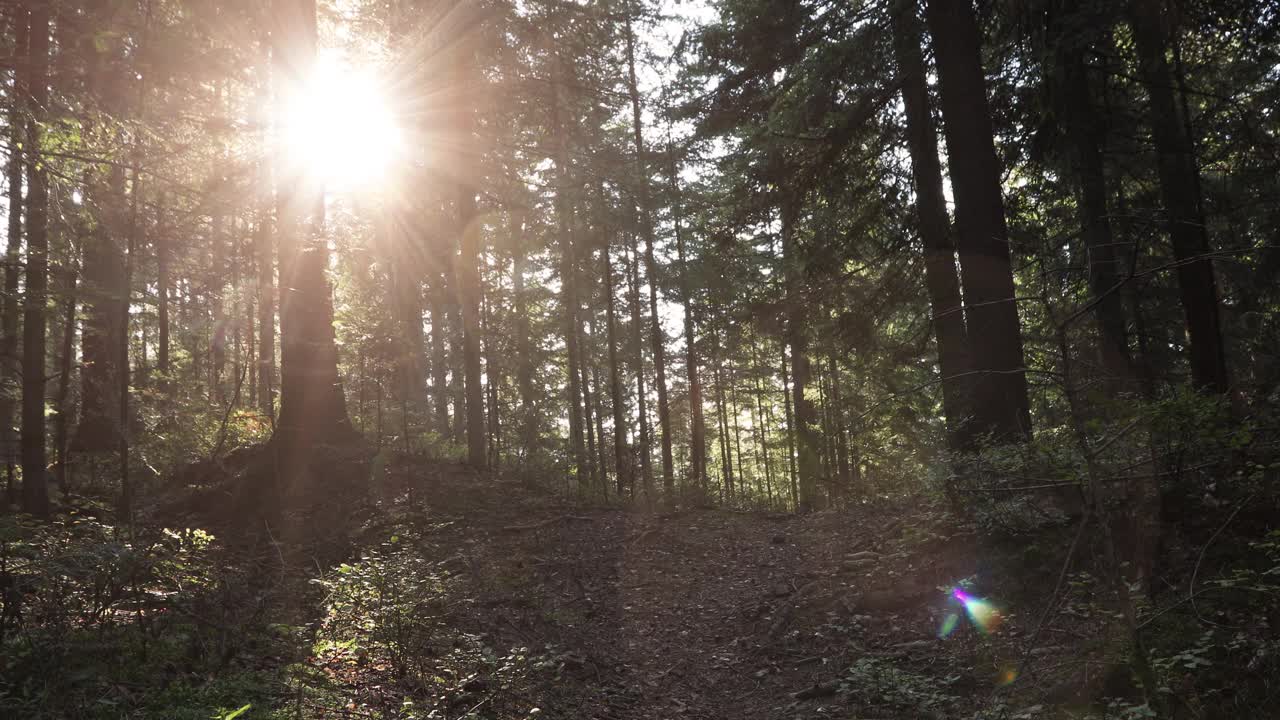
[1127,0,1229,393]
[21,0,50,517]
[454,35,487,468]
[924,0,1032,443]
[272,0,354,493]
[890,0,973,450]
[622,0,674,496]
[2,4,27,504]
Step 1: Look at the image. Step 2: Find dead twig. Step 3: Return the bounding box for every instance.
[1189,493,1254,628]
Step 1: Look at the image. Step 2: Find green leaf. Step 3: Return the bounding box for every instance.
[221,705,251,720]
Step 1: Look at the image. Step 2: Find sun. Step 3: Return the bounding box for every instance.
[278,54,405,191]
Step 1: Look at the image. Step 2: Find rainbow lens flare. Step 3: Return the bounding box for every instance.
[937,612,960,638]
[938,588,1004,637]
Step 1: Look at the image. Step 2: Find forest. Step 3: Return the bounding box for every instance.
[1,0,1278,717]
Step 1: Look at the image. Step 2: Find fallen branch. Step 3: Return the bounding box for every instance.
[501,515,596,532]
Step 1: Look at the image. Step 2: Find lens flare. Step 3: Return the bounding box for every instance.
[944,587,1004,636]
[938,612,960,638]
[997,664,1019,686]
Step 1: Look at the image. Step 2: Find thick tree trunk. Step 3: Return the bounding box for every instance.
[1054,14,1134,386]
[272,0,354,496]
[891,2,974,449]
[21,1,50,517]
[73,190,126,453]
[1127,0,1229,393]
[3,8,26,503]
[924,0,1032,442]
[454,44,486,465]
[73,7,128,453]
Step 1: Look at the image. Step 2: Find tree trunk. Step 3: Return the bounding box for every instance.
[482,271,501,468]
[430,268,450,435]
[891,1,974,449]
[449,289,465,444]
[780,343,798,510]
[782,201,822,511]
[729,361,746,501]
[256,206,276,419]
[272,0,353,497]
[924,0,1033,442]
[817,362,834,502]
[21,1,50,517]
[590,363,607,488]
[623,3,674,495]
[255,38,275,419]
[73,194,126,453]
[552,55,586,486]
[713,329,733,500]
[390,223,425,422]
[580,319,598,490]
[828,353,851,500]
[455,71,486,466]
[211,219,227,402]
[70,0,125,454]
[457,197,486,466]
[1054,11,1134,386]
[157,198,172,380]
[54,264,76,492]
[511,213,536,455]
[750,354,774,508]
[3,7,26,504]
[626,232,652,498]
[669,141,705,492]
[753,345,776,509]
[604,237,630,497]
[1126,0,1229,393]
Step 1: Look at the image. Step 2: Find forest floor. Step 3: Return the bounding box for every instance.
[17,453,1240,719]
[273,460,1081,720]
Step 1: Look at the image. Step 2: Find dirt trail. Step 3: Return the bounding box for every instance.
[318,464,1024,719]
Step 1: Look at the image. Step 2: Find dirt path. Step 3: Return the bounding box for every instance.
[314,465,1020,719]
